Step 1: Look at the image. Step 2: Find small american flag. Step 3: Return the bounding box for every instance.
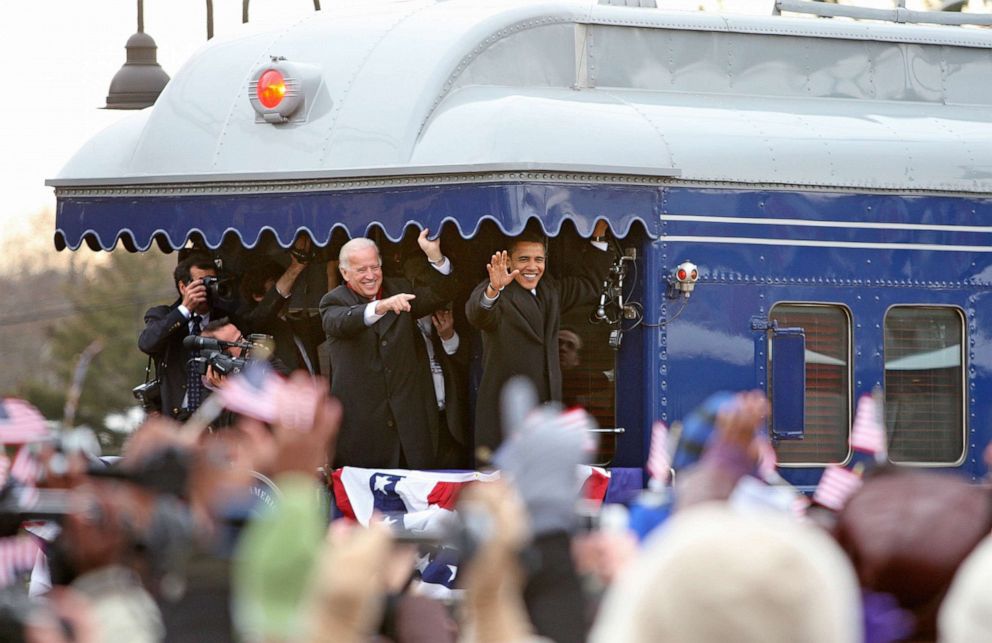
[851,394,887,460]
[0,399,49,445]
[0,535,42,588]
[812,465,863,512]
[646,421,671,485]
[791,493,811,522]
[10,446,40,487]
[0,454,9,489]
[756,435,780,483]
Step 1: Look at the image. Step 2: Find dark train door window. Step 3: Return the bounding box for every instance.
[560,307,617,465]
[884,306,965,465]
[769,303,851,465]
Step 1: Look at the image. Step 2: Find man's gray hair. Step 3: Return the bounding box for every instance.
[339,238,381,271]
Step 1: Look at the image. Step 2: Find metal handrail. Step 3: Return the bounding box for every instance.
[588,427,626,434]
[774,0,992,26]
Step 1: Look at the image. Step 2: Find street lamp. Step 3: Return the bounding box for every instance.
[105,0,170,110]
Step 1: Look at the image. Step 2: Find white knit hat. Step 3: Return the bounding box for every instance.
[589,504,862,643]
[938,535,992,643]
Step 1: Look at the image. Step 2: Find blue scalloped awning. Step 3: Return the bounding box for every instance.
[54,182,661,251]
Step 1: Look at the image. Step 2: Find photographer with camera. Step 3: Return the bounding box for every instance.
[138,251,235,420]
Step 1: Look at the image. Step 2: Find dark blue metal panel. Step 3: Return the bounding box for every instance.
[657,185,992,485]
[663,189,992,228]
[770,329,806,440]
[54,182,661,251]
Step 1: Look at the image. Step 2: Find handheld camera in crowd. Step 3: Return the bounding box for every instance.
[132,377,162,412]
[200,275,235,307]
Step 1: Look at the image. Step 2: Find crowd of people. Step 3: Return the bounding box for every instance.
[1,228,991,641]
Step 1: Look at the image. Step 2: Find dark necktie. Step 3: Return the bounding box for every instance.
[186,315,203,412]
[532,288,545,315]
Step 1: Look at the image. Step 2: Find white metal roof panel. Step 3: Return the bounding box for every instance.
[52,0,992,194]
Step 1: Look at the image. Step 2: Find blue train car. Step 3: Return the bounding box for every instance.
[49,0,992,484]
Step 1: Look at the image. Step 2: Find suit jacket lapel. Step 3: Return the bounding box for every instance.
[539,284,558,339]
[506,283,544,343]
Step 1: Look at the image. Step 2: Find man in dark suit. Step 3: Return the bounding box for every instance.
[319,230,457,469]
[138,252,229,420]
[465,222,612,456]
[415,307,471,469]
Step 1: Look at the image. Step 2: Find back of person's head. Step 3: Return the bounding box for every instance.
[939,535,992,642]
[590,505,861,643]
[338,237,380,271]
[174,251,216,290]
[833,468,992,640]
[201,317,235,336]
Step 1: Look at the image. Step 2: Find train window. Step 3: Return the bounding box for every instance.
[768,304,851,465]
[884,306,965,464]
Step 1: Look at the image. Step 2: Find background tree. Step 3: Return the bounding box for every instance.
[16,249,175,451]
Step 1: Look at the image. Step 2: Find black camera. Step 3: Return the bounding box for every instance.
[192,350,248,377]
[200,275,235,306]
[132,378,163,412]
[289,246,316,264]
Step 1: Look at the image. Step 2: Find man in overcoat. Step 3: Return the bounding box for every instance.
[466,222,612,456]
[319,230,457,469]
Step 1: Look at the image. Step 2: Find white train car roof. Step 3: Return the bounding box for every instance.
[49,0,992,250]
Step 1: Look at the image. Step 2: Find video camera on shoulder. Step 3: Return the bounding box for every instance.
[193,351,248,377]
[183,333,273,379]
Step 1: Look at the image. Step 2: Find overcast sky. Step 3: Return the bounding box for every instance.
[0,0,320,242]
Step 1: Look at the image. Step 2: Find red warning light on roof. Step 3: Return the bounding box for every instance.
[248,58,321,124]
[257,70,287,109]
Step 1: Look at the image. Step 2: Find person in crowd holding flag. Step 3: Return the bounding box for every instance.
[466,221,614,457]
[673,390,774,510]
[809,392,887,519]
[319,230,458,470]
[139,251,233,420]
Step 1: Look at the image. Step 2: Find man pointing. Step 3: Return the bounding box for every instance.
[319,230,457,469]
